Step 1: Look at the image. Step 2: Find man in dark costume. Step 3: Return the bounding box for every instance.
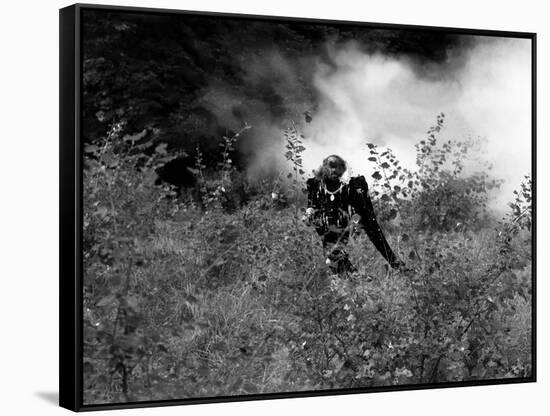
[304,155,402,275]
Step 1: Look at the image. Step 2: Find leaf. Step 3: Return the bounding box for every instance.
[112,246,129,260]
[371,171,382,180]
[155,143,168,155]
[212,258,226,267]
[110,275,122,287]
[124,295,140,313]
[84,144,99,153]
[368,157,377,162]
[83,361,94,374]
[366,143,376,149]
[96,294,116,307]
[122,129,147,142]
[381,162,390,169]
[230,377,243,390]
[408,251,416,260]
[95,207,109,218]
[183,293,198,304]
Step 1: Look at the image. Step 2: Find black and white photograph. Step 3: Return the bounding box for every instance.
[61,3,534,410]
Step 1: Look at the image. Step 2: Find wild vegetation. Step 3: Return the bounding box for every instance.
[82,115,532,404]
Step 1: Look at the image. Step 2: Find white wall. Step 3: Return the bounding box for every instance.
[0,0,546,414]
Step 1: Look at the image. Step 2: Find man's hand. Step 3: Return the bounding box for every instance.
[302,207,316,226]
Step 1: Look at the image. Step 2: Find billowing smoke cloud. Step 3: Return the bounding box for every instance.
[198,35,531,213]
[302,37,531,212]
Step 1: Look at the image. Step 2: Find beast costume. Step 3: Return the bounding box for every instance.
[305,175,399,274]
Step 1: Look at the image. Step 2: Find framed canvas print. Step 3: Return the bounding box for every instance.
[59,3,536,411]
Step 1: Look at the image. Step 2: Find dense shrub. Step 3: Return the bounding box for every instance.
[366,114,502,231]
[507,175,532,232]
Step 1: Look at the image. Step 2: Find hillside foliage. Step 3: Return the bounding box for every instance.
[82,115,532,404]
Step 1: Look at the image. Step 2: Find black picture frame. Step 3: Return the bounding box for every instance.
[60,3,536,412]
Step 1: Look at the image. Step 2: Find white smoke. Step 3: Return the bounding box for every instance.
[198,35,532,213]
[300,37,532,212]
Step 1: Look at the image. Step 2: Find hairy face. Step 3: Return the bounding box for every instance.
[322,156,346,181]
